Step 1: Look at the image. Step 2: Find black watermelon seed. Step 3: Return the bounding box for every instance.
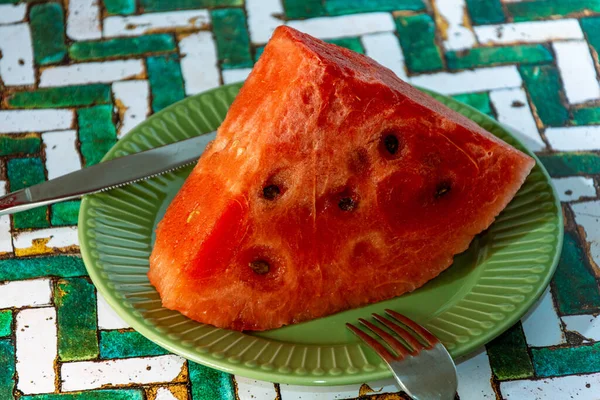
[435,181,452,198]
[249,260,270,275]
[384,135,399,155]
[338,197,357,211]
[263,185,280,200]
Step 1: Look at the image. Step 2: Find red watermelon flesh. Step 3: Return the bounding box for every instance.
[149,26,535,331]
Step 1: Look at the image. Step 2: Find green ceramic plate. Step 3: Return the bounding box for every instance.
[79,83,563,386]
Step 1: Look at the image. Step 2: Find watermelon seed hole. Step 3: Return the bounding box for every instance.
[249,260,270,275]
[339,197,357,211]
[435,181,452,199]
[383,134,399,155]
[263,185,281,200]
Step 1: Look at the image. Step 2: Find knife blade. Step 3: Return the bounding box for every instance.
[0,131,217,216]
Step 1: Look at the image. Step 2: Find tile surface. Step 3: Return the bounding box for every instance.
[1,1,600,399]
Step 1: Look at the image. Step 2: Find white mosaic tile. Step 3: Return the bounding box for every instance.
[554,40,600,105]
[287,13,395,40]
[235,376,278,400]
[13,227,79,253]
[66,0,101,40]
[500,373,600,399]
[178,32,220,96]
[362,32,407,80]
[572,201,600,274]
[103,10,210,37]
[222,68,252,84]
[155,388,178,400]
[39,60,145,87]
[280,379,398,399]
[563,314,600,342]
[489,87,544,151]
[475,19,584,45]
[61,355,187,391]
[521,288,565,347]
[0,279,52,309]
[409,66,522,95]
[0,182,13,254]
[246,0,284,44]
[42,130,82,180]
[0,110,74,134]
[112,80,151,138]
[0,23,35,86]
[0,4,27,24]
[97,292,131,330]
[434,0,476,51]
[456,349,495,399]
[552,177,597,202]
[16,307,57,395]
[545,126,600,151]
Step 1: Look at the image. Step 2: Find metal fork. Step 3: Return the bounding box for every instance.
[347,309,457,400]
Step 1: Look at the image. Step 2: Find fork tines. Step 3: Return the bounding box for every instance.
[346,309,439,362]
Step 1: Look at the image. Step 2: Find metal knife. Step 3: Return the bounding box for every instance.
[0,131,217,216]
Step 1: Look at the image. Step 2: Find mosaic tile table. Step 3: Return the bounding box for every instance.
[1,0,600,399]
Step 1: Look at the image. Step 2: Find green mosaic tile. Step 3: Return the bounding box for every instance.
[486,322,534,380]
[0,0,18,3]
[147,55,185,113]
[6,84,111,109]
[283,0,326,19]
[509,0,600,22]
[0,340,15,400]
[55,278,99,361]
[104,0,135,15]
[552,231,600,315]
[532,342,600,377]
[0,255,87,280]
[447,45,552,70]
[582,17,600,64]
[395,14,444,73]
[140,0,241,12]
[51,201,81,226]
[519,65,569,127]
[573,107,600,126]
[0,311,12,338]
[77,105,117,166]
[21,390,144,400]
[466,0,505,25]
[100,330,170,359]
[254,45,265,62]
[69,34,176,61]
[325,0,425,16]
[0,134,41,156]
[452,92,494,118]
[538,153,600,177]
[30,3,66,65]
[327,37,365,54]
[211,9,253,69]
[7,158,49,229]
[189,361,235,400]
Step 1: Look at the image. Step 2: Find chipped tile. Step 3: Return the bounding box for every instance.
[279,380,398,399]
[15,307,57,394]
[39,60,145,87]
[0,4,26,24]
[572,201,600,274]
[42,130,82,180]
[410,66,521,95]
[66,0,101,40]
[489,87,544,151]
[554,40,600,105]
[552,177,597,202]
[103,10,210,37]
[546,126,600,151]
[521,288,565,347]
[112,80,150,137]
[434,0,476,51]
[563,314,600,342]
[287,13,395,40]
[61,355,187,392]
[178,32,220,96]
[0,23,35,86]
[246,0,284,44]
[0,279,52,309]
[362,32,407,80]
[475,19,583,45]
[13,227,79,256]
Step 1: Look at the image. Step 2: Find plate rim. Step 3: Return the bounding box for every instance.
[79,82,564,386]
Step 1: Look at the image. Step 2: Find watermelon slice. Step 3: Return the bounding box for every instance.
[149,26,535,331]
